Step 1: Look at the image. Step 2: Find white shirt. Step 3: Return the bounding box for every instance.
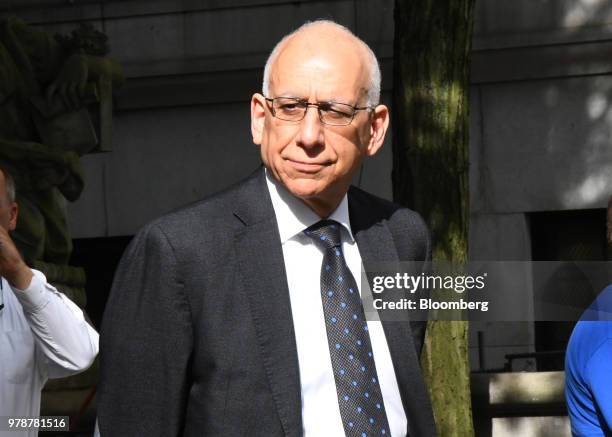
[0,269,99,437]
[265,170,408,437]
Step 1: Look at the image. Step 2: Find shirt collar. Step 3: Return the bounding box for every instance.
[265,168,354,244]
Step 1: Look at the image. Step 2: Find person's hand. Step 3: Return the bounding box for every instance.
[46,53,89,110]
[0,226,32,290]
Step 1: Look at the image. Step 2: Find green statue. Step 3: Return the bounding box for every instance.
[0,18,123,277]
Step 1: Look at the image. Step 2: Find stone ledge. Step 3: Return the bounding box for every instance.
[472,371,567,417]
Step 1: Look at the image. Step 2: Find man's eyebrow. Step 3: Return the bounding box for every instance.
[326,99,355,105]
[274,95,355,105]
[270,89,299,96]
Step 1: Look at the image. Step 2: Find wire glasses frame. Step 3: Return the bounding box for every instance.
[264,96,373,126]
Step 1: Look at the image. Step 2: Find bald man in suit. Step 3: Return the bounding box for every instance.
[99,20,435,437]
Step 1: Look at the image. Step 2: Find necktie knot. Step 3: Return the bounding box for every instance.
[304,220,342,249]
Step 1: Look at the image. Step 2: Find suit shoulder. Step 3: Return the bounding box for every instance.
[348,186,430,258]
[348,186,427,228]
[138,173,255,241]
[348,185,401,212]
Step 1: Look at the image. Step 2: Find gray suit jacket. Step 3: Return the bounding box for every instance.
[98,168,436,437]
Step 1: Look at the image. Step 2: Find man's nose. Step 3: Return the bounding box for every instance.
[297,106,324,149]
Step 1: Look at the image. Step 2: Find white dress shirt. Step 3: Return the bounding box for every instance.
[0,269,99,437]
[265,170,407,437]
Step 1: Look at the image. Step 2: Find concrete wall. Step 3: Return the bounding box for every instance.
[1,0,396,238]
[469,0,612,372]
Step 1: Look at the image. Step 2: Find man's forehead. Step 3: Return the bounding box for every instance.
[269,73,366,103]
[270,86,367,104]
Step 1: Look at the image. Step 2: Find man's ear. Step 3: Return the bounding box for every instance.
[364,104,390,157]
[8,202,17,231]
[251,93,267,145]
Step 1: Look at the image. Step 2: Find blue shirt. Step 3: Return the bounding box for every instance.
[566,285,612,437]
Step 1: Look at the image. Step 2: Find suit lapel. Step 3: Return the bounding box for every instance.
[349,193,432,437]
[233,169,302,437]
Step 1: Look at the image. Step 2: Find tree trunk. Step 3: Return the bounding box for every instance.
[392,1,476,436]
[607,195,612,256]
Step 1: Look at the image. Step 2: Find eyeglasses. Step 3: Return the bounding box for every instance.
[265,97,373,126]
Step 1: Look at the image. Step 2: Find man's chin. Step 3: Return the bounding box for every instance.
[284,181,324,200]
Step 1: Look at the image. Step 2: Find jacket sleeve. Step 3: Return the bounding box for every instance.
[98,223,193,437]
[413,210,431,357]
[388,208,431,357]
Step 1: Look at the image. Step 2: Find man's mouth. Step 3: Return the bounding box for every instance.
[285,158,330,173]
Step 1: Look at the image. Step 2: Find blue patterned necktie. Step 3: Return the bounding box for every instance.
[304,220,391,437]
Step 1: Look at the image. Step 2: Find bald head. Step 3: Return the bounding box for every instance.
[0,167,15,204]
[0,167,17,232]
[262,20,381,106]
[607,196,612,248]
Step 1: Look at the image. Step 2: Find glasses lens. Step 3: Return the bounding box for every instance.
[270,98,356,125]
[273,98,306,121]
[320,102,354,126]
